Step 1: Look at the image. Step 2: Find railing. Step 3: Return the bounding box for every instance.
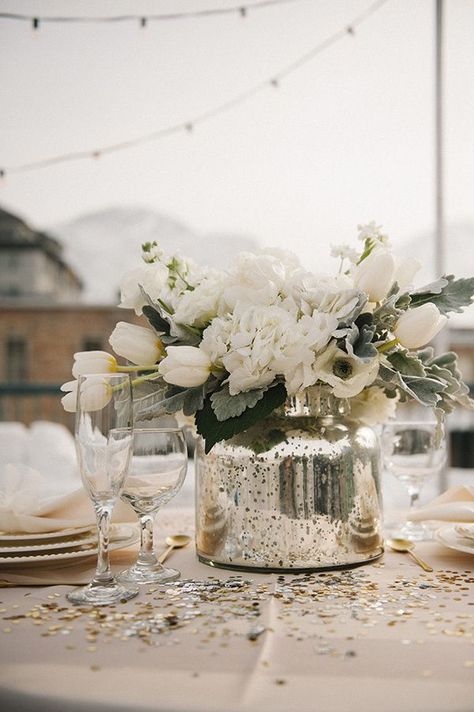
[0,383,74,430]
[0,383,473,467]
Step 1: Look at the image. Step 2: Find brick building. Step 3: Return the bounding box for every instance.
[0,206,140,426]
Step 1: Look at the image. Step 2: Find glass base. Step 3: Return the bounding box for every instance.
[117,564,181,585]
[67,579,139,606]
[392,520,433,543]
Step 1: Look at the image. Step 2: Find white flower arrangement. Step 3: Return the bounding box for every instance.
[62,224,474,452]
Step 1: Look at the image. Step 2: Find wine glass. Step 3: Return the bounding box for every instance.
[67,373,138,606]
[117,428,188,585]
[382,420,447,541]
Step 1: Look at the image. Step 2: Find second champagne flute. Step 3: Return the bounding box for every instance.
[118,428,188,585]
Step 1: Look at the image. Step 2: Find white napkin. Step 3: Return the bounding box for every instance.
[0,462,135,535]
[408,485,474,523]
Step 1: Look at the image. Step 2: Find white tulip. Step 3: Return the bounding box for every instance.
[353,249,395,302]
[393,257,421,290]
[60,377,112,413]
[109,322,164,365]
[394,303,447,349]
[159,346,212,388]
[60,380,78,413]
[72,351,117,379]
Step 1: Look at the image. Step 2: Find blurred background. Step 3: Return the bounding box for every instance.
[0,0,473,493]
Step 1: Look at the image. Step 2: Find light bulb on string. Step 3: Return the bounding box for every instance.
[32,17,40,33]
[239,7,247,19]
[346,26,355,36]
[140,17,148,29]
[0,169,5,183]
[185,123,194,134]
[92,151,101,160]
[270,78,279,89]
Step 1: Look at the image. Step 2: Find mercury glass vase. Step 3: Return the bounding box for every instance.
[195,385,383,572]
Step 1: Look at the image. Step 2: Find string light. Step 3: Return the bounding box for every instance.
[1,0,389,178]
[0,0,311,26]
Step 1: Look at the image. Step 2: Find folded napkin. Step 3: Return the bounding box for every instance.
[454,524,474,541]
[408,485,474,523]
[0,464,134,534]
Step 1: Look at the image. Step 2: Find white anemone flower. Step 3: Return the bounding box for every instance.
[109,322,164,366]
[313,342,379,398]
[72,351,117,379]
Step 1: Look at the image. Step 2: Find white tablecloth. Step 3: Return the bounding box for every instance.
[0,506,473,712]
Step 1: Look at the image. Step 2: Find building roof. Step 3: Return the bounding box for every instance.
[0,206,82,289]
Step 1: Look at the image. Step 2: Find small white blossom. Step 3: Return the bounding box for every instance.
[349,386,399,425]
[173,271,227,328]
[330,244,359,263]
[357,221,390,247]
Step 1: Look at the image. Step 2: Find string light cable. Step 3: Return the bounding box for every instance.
[0,0,316,27]
[0,0,389,178]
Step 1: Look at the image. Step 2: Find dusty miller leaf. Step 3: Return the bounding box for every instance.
[387,350,426,377]
[409,275,474,315]
[210,385,267,422]
[196,383,288,454]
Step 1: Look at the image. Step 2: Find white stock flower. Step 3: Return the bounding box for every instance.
[72,351,117,379]
[173,271,227,328]
[60,377,112,413]
[353,249,396,302]
[313,342,379,398]
[109,322,164,365]
[349,386,399,426]
[394,303,447,349]
[159,346,212,388]
[357,221,390,247]
[330,244,359,263]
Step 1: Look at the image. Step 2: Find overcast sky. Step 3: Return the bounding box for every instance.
[0,0,473,273]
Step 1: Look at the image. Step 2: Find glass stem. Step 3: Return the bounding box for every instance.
[94,504,114,584]
[137,513,159,568]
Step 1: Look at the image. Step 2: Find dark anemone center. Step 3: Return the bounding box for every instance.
[333,358,353,380]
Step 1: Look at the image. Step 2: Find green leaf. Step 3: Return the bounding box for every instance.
[409,275,474,315]
[142,305,171,336]
[210,384,267,422]
[396,375,445,407]
[196,383,288,454]
[387,350,426,377]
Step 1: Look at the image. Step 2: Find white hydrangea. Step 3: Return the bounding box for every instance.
[296,273,364,322]
[173,270,227,328]
[223,250,301,310]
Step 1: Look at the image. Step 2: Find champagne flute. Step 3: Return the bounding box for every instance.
[382,420,447,541]
[117,428,188,585]
[67,373,138,606]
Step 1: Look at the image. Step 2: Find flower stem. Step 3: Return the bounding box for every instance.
[377,338,400,354]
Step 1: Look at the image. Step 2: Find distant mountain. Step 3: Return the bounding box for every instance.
[51,206,259,304]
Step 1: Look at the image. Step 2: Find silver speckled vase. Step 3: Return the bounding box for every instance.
[195,385,383,572]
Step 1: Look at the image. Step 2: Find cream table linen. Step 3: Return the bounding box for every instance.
[0,508,473,712]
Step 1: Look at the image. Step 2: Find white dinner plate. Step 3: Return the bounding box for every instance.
[435,525,474,556]
[0,525,93,543]
[0,525,138,567]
